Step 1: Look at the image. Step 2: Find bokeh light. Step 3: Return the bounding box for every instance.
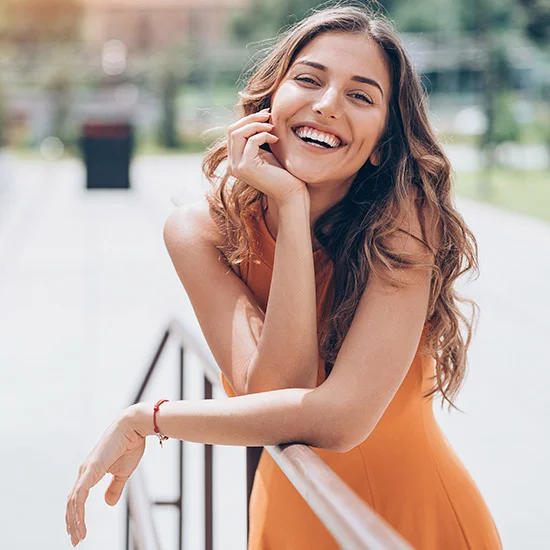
[39,136,64,160]
[101,39,127,76]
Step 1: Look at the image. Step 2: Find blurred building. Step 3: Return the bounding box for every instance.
[81,0,253,53]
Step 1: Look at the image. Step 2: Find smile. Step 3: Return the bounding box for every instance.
[291,126,346,152]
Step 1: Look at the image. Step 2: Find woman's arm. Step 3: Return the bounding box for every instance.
[150,200,437,453]
[164,190,319,396]
[127,386,341,451]
[245,191,318,393]
[134,204,435,452]
[65,385,341,546]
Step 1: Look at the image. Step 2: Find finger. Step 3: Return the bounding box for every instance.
[105,474,129,506]
[73,499,81,546]
[228,110,270,161]
[230,122,274,169]
[73,483,89,544]
[65,499,73,542]
[241,132,279,165]
[231,122,274,140]
[67,464,87,541]
[66,492,80,547]
[227,109,270,134]
[70,466,100,544]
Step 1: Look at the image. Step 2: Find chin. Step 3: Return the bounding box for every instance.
[286,162,344,187]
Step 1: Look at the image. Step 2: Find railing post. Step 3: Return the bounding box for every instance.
[126,320,413,550]
[246,446,263,541]
[125,493,131,550]
[133,330,171,404]
[204,375,213,550]
[178,345,185,550]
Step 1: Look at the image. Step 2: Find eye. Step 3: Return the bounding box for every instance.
[350,92,373,104]
[294,76,319,86]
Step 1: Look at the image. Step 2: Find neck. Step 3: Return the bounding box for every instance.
[264,178,353,245]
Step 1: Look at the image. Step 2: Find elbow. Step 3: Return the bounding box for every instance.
[323,428,364,454]
[329,426,373,454]
[335,418,377,453]
[243,377,306,396]
[244,376,316,395]
[305,391,373,453]
[333,434,365,454]
[243,359,318,395]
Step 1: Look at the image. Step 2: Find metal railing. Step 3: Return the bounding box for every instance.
[125,319,413,550]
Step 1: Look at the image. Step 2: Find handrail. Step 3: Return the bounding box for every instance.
[126,319,413,550]
[268,444,411,549]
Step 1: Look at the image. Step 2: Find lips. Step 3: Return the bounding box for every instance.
[291,122,347,147]
[290,128,343,153]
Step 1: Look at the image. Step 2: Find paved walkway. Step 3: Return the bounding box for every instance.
[0,154,548,549]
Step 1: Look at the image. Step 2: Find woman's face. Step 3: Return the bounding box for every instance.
[269,32,391,191]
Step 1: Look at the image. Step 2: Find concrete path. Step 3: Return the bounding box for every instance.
[0,154,548,549]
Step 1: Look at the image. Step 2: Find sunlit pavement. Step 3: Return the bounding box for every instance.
[1,154,548,549]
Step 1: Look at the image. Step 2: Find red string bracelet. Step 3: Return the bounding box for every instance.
[153,399,170,448]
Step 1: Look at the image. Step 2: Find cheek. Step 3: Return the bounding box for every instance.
[355,115,386,151]
[270,83,306,119]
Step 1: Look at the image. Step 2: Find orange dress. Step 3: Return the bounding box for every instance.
[220,202,502,550]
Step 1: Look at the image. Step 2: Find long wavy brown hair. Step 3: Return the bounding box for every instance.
[201,3,479,412]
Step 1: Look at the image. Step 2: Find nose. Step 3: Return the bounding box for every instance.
[312,87,342,119]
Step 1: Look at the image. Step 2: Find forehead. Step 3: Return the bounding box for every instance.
[291,32,390,97]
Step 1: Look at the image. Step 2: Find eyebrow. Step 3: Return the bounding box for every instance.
[293,60,385,98]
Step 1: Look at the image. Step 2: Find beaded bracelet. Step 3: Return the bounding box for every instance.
[153,399,170,448]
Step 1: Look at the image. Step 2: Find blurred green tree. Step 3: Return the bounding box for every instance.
[46,72,73,146]
[158,69,181,149]
[515,0,550,163]
[231,0,327,42]
[515,0,550,46]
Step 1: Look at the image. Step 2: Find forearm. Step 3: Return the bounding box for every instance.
[246,192,319,393]
[127,387,341,451]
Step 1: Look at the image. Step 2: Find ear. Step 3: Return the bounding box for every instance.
[369,148,380,166]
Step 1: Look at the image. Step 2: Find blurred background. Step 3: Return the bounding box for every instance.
[0,0,548,549]
[0,0,548,204]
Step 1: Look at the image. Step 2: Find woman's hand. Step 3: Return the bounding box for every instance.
[65,411,146,547]
[227,108,308,207]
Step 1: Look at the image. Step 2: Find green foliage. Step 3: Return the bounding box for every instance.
[456,169,550,222]
[47,73,73,144]
[230,0,333,43]
[457,0,523,33]
[158,69,181,149]
[488,92,522,144]
[391,0,448,32]
[515,0,550,48]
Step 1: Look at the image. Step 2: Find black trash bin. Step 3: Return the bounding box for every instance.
[80,121,134,189]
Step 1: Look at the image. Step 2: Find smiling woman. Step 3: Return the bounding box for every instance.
[65,4,503,549]
[197,4,502,549]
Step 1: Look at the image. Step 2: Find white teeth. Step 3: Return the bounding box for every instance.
[294,126,341,148]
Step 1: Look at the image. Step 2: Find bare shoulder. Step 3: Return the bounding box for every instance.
[163,195,224,250]
[163,195,242,277]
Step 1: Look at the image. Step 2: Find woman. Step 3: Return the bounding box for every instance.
[66,5,502,549]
